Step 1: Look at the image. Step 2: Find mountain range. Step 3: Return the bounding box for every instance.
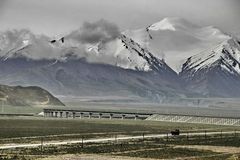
[0,17,240,99]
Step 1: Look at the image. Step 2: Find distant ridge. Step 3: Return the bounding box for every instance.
[0,84,64,106]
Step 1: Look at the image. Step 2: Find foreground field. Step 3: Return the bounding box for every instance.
[0,117,240,160]
[1,135,240,160]
[0,117,239,139]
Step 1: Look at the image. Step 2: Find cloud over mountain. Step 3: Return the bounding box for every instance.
[66,19,120,44]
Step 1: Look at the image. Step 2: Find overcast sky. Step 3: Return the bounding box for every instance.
[0,0,240,36]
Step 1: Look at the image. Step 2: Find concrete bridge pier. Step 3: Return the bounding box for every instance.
[66,112,69,118]
[54,112,58,118]
[60,112,63,118]
[121,114,126,120]
[80,112,84,119]
[50,112,54,117]
[89,112,92,119]
[135,115,139,120]
[109,113,113,119]
[44,112,48,117]
[99,113,102,119]
[72,112,76,118]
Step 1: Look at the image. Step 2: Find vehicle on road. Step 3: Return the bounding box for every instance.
[171,129,180,136]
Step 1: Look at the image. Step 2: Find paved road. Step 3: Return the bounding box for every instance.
[0,131,238,150]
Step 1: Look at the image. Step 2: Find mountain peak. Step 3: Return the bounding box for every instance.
[149,18,177,31]
[179,36,240,97]
[148,17,197,31]
[119,34,177,76]
[181,37,240,73]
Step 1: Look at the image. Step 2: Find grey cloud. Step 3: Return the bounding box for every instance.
[0,0,7,10]
[67,19,120,44]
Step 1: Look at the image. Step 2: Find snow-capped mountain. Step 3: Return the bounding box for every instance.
[0,30,67,59]
[0,17,240,98]
[119,34,177,76]
[180,38,240,97]
[0,29,153,71]
[121,17,230,72]
[116,17,240,97]
[0,29,184,100]
[0,18,230,73]
[181,38,240,75]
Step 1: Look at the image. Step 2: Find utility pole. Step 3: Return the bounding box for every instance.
[115,134,117,144]
[82,136,84,148]
[1,100,3,113]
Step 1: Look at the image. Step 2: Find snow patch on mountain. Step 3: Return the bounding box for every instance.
[148,18,176,31]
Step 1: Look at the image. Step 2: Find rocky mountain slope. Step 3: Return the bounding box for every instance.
[0,55,185,101]
[0,84,64,106]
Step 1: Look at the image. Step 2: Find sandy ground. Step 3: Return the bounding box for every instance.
[36,145,240,160]
[37,154,151,160]
[174,145,240,154]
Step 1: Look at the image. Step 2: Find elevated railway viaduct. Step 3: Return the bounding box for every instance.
[43,108,240,126]
[43,108,152,120]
